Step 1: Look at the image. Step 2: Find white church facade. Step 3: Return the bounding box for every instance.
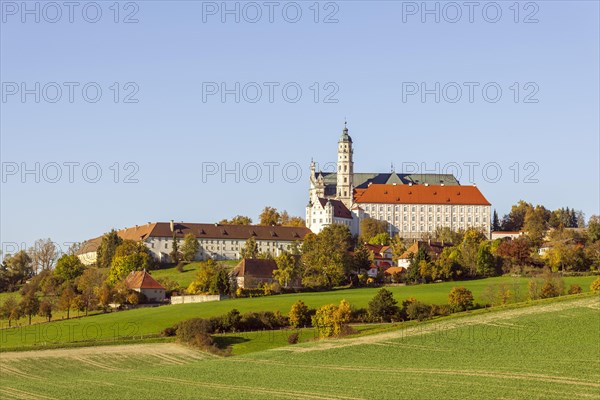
[306,124,492,239]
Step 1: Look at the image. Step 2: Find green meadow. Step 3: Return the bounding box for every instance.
[1,295,598,399]
[0,275,596,351]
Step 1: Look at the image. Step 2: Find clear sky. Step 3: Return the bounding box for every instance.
[1,1,599,254]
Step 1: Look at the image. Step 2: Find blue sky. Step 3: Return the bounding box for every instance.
[1,1,599,253]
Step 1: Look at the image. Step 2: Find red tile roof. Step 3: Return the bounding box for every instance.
[125,270,165,290]
[354,184,490,205]
[384,266,406,275]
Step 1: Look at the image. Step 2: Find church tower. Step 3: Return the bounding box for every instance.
[336,122,354,208]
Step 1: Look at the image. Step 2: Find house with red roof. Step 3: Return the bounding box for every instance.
[125,270,166,303]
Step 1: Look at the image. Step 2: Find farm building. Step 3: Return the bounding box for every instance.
[232,259,279,289]
[125,270,166,303]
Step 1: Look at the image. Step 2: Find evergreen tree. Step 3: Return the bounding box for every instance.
[96,230,122,269]
[492,209,500,231]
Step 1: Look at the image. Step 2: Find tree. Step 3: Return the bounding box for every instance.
[476,242,496,277]
[433,246,463,281]
[107,241,153,284]
[219,215,252,225]
[4,250,34,285]
[359,218,388,243]
[448,287,474,312]
[259,206,281,226]
[98,283,113,311]
[240,237,259,259]
[28,238,59,274]
[407,246,430,283]
[501,200,533,231]
[170,235,180,264]
[273,251,298,288]
[284,216,306,227]
[523,205,550,246]
[181,233,200,262]
[288,300,311,328]
[186,260,230,295]
[58,283,77,319]
[433,227,465,245]
[76,268,104,315]
[496,236,534,272]
[54,254,85,281]
[38,299,54,322]
[352,243,373,275]
[368,288,398,322]
[492,210,501,231]
[301,225,352,288]
[368,232,391,246]
[312,300,351,338]
[20,291,40,325]
[96,230,123,269]
[587,215,600,243]
[590,277,600,293]
[0,295,21,327]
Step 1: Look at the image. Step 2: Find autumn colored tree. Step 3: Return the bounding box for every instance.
[448,287,474,312]
[288,300,311,328]
[359,218,388,243]
[20,291,40,325]
[0,295,21,327]
[312,300,351,338]
[58,283,77,319]
[273,251,299,288]
[259,206,281,226]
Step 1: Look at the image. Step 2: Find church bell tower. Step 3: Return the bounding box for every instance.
[336,122,354,208]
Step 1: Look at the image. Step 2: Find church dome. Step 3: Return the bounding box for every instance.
[339,123,352,143]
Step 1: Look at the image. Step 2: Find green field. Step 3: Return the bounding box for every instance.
[0,276,596,350]
[1,295,598,399]
[149,260,239,288]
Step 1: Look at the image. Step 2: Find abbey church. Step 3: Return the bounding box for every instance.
[306,124,492,239]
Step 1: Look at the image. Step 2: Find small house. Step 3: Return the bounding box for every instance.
[232,259,278,289]
[125,270,166,303]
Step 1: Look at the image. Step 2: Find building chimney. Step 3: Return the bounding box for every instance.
[170,220,174,232]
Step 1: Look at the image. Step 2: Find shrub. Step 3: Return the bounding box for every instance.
[568,284,582,295]
[540,281,561,299]
[448,287,474,312]
[127,292,140,305]
[431,304,451,317]
[368,288,399,322]
[312,300,352,338]
[406,301,432,321]
[287,332,299,344]
[176,318,214,342]
[289,300,311,328]
[591,277,600,293]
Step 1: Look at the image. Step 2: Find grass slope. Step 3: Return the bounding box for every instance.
[0,276,596,350]
[1,296,598,399]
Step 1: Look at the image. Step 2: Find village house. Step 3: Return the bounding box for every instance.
[124,270,166,303]
[231,259,278,289]
[397,240,452,269]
